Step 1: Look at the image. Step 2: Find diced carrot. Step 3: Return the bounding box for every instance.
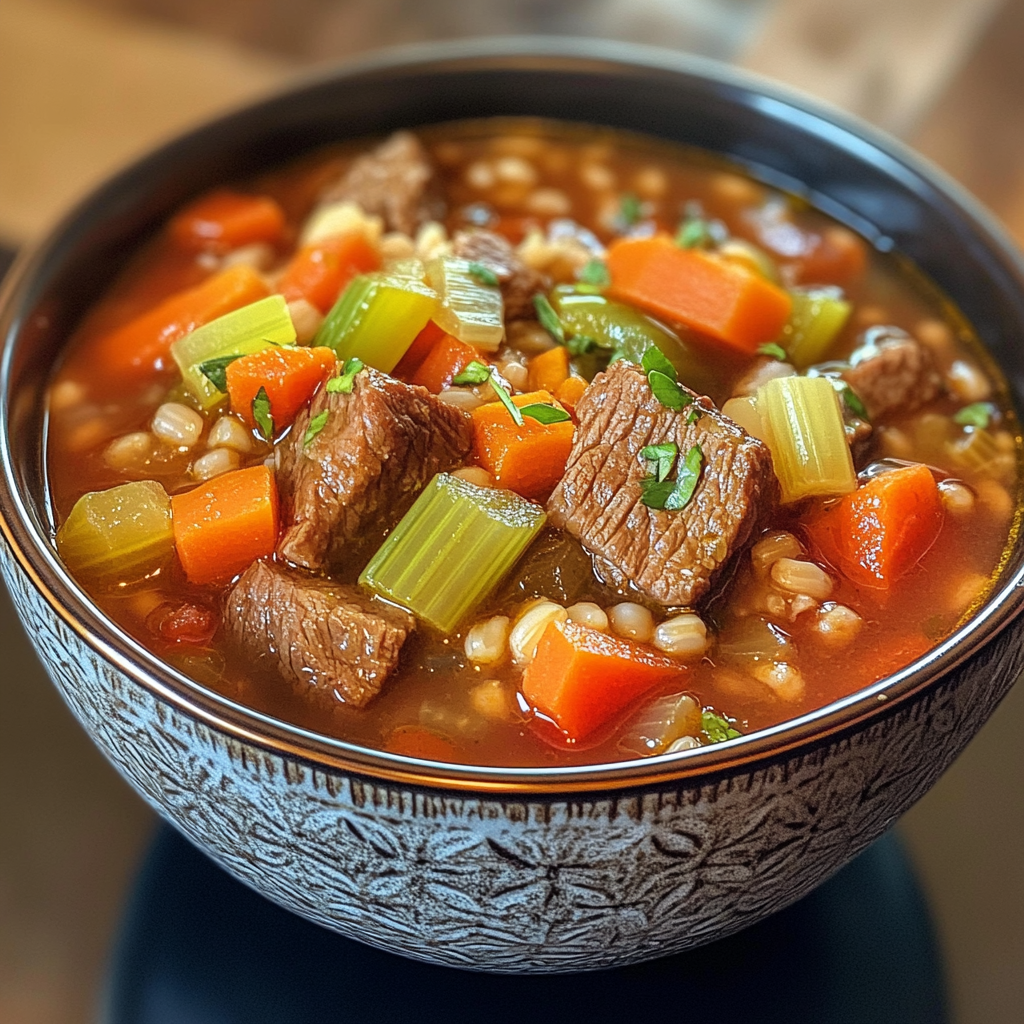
[471,389,575,501]
[554,375,588,414]
[527,345,570,392]
[170,190,286,252]
[226,345,336,431]
[278,232,380,313]
[606,235,792,354]
[90,265,270,379]
[807,464,943,590]
[392,320,447,381]
[523,619,689,741]
[385,726,461,761]
[411,334,482,394]
[171,465,279,586]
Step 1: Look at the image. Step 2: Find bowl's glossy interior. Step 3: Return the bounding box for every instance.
[3,39,1024,792]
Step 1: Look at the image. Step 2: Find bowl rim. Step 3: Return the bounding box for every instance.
[3,36,1024,795]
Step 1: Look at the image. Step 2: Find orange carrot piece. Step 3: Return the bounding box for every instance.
[606,235,792,354]
[171,465,279,586]
[808,463,943,590]
[170,190,286,251]
[471,389,575,501]
[554,376,588,414]
[278,233,380,313]
[411,334,481,394]
[226,345,336,430]
[527,345,570,392]
[523,619,689,741]
[90,265,269,379]
[392,320,448,381]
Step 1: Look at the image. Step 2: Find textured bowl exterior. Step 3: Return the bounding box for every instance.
[3,42,1024,972]
[3,536,1020,971]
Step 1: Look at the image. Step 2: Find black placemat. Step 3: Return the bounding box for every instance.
[103,825,947,1024]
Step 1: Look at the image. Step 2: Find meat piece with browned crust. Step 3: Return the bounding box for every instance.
[841,328,942,421]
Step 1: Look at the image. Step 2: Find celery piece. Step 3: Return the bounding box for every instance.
[315,272,437,373]
[56,480,174,581]
[758,376,856,504]
[721,396,769,443]
[171,295,296,410]
[781,286,851,369]
[359,473,546,633]
[426,256,504,350]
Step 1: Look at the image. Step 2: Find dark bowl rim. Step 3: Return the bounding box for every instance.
[3,36,1024,794]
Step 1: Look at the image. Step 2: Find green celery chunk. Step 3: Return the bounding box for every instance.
[314,272,437,372]
[551,288,720,396]
[426,256,504,350]
[359,473,547,633]
[780,286,851,369]
[56,480,174,581]
[171,295,296,410]
[757,375,856,504]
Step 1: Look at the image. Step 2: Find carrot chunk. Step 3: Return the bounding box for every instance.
[554,376,588,414]
[471,390,575,501]
[278,233,381,313]
[411,334,481,394]
[392,320,447,381]
[523,619,689,741]
[91,265,269,379]
[606,235,792,354]
[171,465,279,586]
[527,345,570,392]
[808,463,943,590]
[225,345,336,431]
[170,190,286,251]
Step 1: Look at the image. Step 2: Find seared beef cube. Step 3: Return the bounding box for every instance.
[548,362,778,607]
[319,131,437,236]
[451,229,549,320]
[226,560,414,708]
[841,329,942,421]
[277,367,473,570]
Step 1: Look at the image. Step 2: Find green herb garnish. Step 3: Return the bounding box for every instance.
[521,403,571,425]
[686,408,702,425]
[453,360,492,386]
[303,410,330,448]
[640,443,703,511]
[533,294,565,344]
[676,217,711,249]
[840,383,868,420]
[491,377,524,427]
[758,342,787,361]
[702,709,742,743]
[619,192,643,227]
[467,261,499,287]
[648,370,691,411]
[567,334,597,356]
[641,346,677,382]
[578,259,611,287]
[326,357,364,394]
[640,442,678,482]
[252,386,274,441]
[954,401,997,429]
[197,354,242,394]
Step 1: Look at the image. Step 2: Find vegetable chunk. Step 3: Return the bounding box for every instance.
[226,345,336,431]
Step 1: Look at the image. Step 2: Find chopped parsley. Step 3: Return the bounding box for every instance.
[758,342,787,361]
[467,261,499,287]
[452,360,492,386]
[686,408,702,425]
[640,443,703,511]
[640,442,678,482]
[521,403,571,425]
[252,386,274,441]
[490,375,524,427]
[618,192,643,228]
[701,710,742,743]
[197,354,242,394]
[641,346,677,381]
[648,370,691,411]
[326,357,364,394]
[567,334,597,356]
[954,401,997,429]
[533,294,565,344]
[578,259,611,287]
[840,383,868,420]
[676,216,711,250]
[303,409,330,448]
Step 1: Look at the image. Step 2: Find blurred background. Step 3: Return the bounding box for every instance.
[0,1,1022,1021]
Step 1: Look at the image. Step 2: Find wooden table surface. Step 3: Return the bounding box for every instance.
[0,1,1021,1022]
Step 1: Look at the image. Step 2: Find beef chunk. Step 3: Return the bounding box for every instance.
[547,362,778,607]
[319,131,437,235]
[451,229,548,320]
[226,560,414,708]
[277,366,473,570]
[841,329,942,421]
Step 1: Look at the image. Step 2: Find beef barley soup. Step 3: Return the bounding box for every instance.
[46,119,1021,767]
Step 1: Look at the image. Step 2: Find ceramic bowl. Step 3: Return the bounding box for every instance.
[2,40,1023,973]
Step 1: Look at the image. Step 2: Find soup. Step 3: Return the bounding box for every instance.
[46,119,1021,767]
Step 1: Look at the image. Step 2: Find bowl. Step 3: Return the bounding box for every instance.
[2,39,1024,973]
